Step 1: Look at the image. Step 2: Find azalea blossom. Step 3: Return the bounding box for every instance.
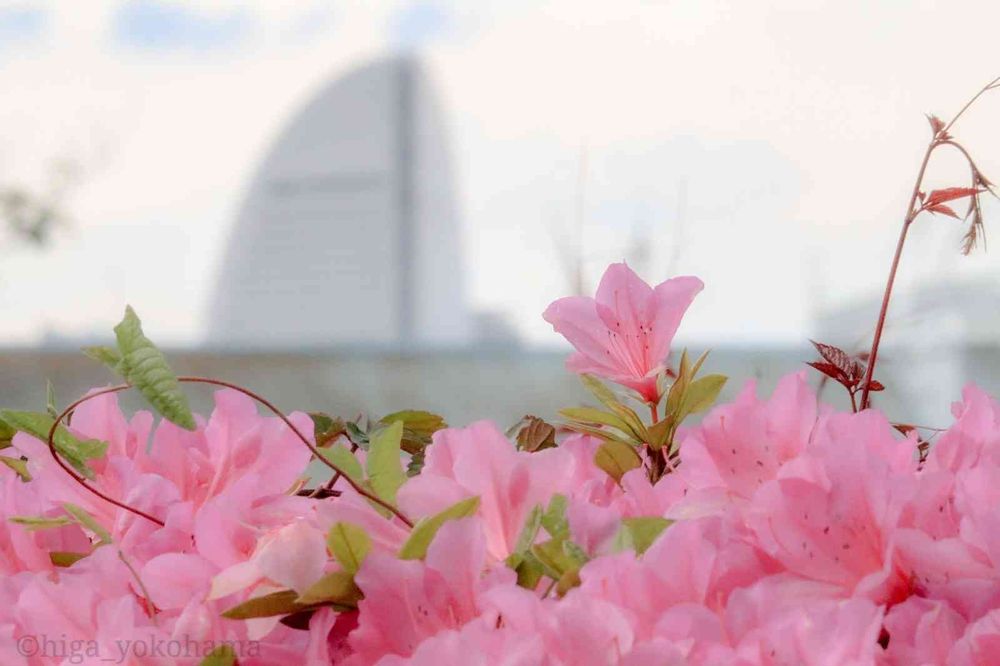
[543,262,703,402]
[12,263,1000,664]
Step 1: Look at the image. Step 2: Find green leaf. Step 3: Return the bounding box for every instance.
[605,402,650,441]
[655,371,671,402]
[506,504,543,569]
[556,569,582,595]
[0,416,15,449]
[221,589,305,620]
[318,443,363,485]
[560,407,633,435]
[679,374,727,419]
[82,345,123,372]
[295,571,363,607]
[327,522,371,574]
[531,538,572,579]
[615,517,672,554]
[366,421,406,505]
[0,410,107,479]
[399,496,481,560]
[310,412,346,448]
[562,540,589,565]
[646,418,673,450]
[666,349,711,416]
[0,455,30,481]
[49,551,89,567]
[541,494,569,540]
[563,422,637,447]
[114,306,196,431]
[63,502,111,545]
[199,645,237,666]
[379,410,446,436]
[380,410,447,456]
[665,349,692,416]
[45,380,58,418]
[594,439,642,483]
[580,374,621,411]
[514,553,546,589]
[344,422,370,449]
[690,349,710,377]
[578,372,650,440]
[530,536,588,582]
[9,515,73,530]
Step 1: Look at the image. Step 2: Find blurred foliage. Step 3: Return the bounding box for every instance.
[1,158,82,248]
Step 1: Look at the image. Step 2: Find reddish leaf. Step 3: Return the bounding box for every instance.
[917,190,926,202]
[925,187,982,207]
[810,340,851,371]
[849,359,867,384]
[512,416,556,452]
[926,114,946,136]
[807,361,846,382]
[927,204,961,219]
[893,423,916,436]
[808,340,857,387]
[807,340,882,396]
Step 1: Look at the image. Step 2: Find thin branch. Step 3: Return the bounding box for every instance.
[943,76,1000,134]
[47,377,415,530]
[177,377,414,528]
[859,75,999,409]
[47,385,166,527]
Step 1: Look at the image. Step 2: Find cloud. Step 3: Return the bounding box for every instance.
[111,0,253,51]
[387,2,451,49]
[0,4,46,44]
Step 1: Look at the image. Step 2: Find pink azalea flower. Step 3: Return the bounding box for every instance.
[20,324,1000,663]
[576,515,774,640]
[881,597,966,665]
[398,421,576,560]
[348,517,514,664]
[923,385,1000,475]
[375,620,546,666]
[474,584,639,666]
[663,372,819,518]
[949,609,1000,666]
[723,583,886,665]
[543,263,703,402]
[745,411,915,604]
[0,470,92,575]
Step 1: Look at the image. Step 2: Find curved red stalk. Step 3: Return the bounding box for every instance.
[47,376,415,530]
[859,76,1000,410]
[47,384,166,527]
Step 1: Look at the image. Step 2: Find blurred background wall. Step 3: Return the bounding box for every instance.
[1,1,998,429]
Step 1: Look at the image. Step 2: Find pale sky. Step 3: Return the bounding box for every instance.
[1,0,998,348]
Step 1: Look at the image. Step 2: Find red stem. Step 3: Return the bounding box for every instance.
[860,76,1000,410]
[47,385,167,527]
[313,441,358,498]
[47,377,415,529]
[858,197,921,411]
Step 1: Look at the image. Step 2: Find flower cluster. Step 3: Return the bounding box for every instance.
[2,263,1000,665]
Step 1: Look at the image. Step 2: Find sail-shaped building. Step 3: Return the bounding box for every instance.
[208,55,471,349]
